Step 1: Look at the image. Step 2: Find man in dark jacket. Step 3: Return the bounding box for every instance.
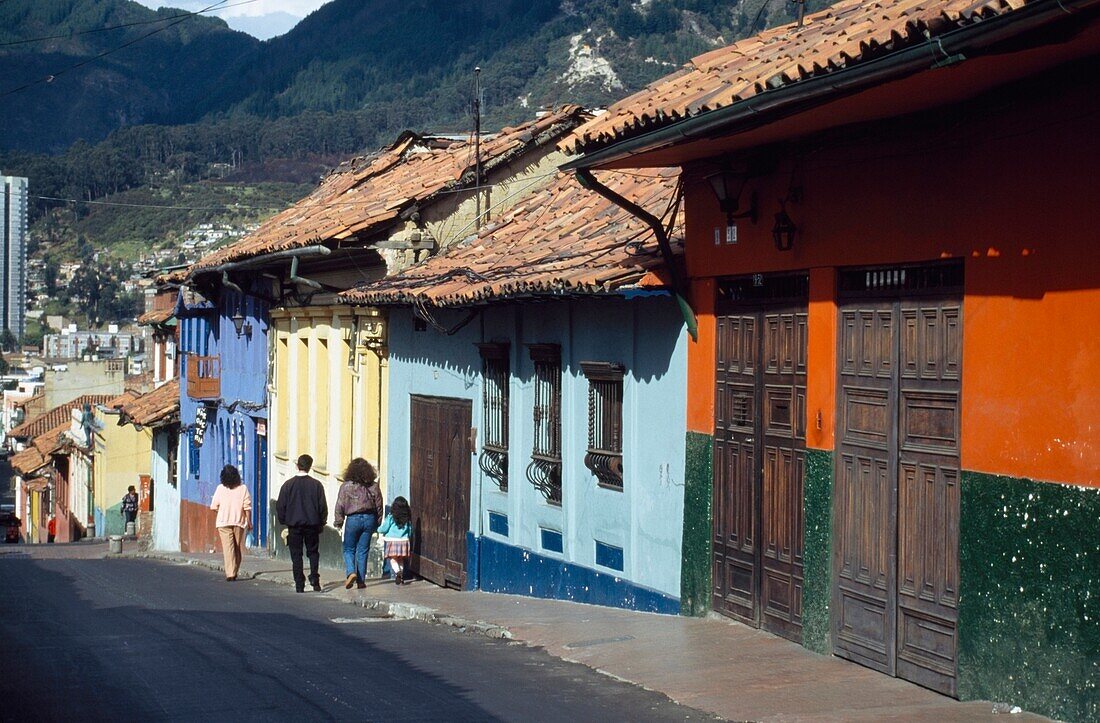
[276,454,328,592]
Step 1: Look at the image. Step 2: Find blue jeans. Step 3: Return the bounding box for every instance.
[342,513,377,579]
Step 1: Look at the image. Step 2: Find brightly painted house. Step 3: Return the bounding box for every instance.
[93,392,152,537]
[116,379,180,550]
[134,290,183,551]
[175,284,269,554]
[564,0,1099,719]
[183,108,591,570]
[343,168,689,611]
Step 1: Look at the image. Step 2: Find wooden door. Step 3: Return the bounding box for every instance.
[409,395,472,589]
[834,262,962,697]
[713,274,807,642]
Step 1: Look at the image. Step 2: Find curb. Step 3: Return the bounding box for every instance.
[133,551,512,641]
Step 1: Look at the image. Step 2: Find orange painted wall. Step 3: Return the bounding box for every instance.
[678,77,1099,487]
[686,278,716,433]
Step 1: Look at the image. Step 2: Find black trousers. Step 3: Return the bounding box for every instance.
[286,525,321,589]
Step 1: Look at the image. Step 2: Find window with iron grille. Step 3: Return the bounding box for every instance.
[477,343,509,492]
[580,362,625,489]
[526,344,562,505]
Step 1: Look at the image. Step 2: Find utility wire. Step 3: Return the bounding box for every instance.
[0,0,233,98]
[0,0,260,47]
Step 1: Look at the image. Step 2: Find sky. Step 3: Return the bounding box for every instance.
[134,1,332,39]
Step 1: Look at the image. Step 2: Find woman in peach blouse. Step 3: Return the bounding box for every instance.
[210,465,252,581]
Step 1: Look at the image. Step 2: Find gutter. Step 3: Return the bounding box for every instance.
[187,245,332,282]
[563,0,1095,170]
[575,169,698,341]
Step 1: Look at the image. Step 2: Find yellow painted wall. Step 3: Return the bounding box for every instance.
[269,306,389,521]
[94,413,152,536]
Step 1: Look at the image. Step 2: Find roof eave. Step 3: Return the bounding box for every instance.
[564,0,1097,170]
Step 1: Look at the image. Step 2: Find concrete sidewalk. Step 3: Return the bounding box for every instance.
[133,548,1045,722]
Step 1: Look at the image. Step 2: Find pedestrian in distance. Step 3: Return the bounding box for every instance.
[334,457,383,590]
[46,514,56,544]
[378,496,413,585]
[121,485,139,533]
[276,454,328,593]
[210,464,252,582]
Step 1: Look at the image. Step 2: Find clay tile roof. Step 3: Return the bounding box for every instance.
[137,308,174,325]
[566,0,1040,154]
[340,168,682,307]
[11,421,73,476]
[118,380,179,428]
[186,107,591,276]
[8,395,115,440]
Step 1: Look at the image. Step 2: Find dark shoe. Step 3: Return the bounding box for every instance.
[395,572,403,585]
[356,581,366,590]
[312,582,322,592]
[295,587,305,593]
[344,573,357,589]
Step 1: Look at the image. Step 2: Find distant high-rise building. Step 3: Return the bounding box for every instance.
[1,174,28,341]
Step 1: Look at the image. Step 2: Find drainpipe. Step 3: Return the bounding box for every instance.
[574,168,698,341]
[289,256,322,290]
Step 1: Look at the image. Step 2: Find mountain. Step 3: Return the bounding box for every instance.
[1,0,820,154]
[0,0,259,152]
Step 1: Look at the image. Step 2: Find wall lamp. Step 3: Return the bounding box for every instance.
[705,168,758,226]
[231,310,253,341]
[772,201,796,252]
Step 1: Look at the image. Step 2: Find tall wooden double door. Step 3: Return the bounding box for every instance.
[833,262,963,697]
[713,274,807,642]
[409,395,472,589]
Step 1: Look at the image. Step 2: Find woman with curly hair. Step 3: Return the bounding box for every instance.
[333,457,383,589]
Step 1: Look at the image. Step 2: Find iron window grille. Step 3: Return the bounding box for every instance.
[526,344,562,505]
[477,342,510,492]
[580,362,625,489]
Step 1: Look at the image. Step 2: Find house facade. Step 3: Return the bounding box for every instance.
[182,108,590,569]
[343,168,689,612]
[175,284,269,553]
[93,392,150,537]
[564,0,1099,719]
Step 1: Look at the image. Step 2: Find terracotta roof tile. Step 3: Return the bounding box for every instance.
[565,0,1049,154]
[118,380,179,428]
[11,420,73,476]
[186,107,591,275]
[8,395,115,440]
[340,168,682,307]
[137,308,174,325]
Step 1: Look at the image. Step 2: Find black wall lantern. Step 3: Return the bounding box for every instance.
[706,167,758,226]
[231,310,253,341]
[772,203,796,251]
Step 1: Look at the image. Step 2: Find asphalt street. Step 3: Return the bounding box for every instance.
[0,548,712,722]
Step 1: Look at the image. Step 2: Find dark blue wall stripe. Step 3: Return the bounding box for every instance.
[473,536,679,615]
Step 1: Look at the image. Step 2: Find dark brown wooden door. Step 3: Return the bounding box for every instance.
[834,262,962,697]
[409,395,472,589]
[713,275,807,642]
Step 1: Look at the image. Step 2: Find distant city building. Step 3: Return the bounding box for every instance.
[1,174,28,340]
[43,324,141,360]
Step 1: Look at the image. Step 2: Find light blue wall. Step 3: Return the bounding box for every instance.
[151,427,180,552]
[386,297,688,603]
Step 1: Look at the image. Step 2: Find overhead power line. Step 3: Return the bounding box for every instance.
[0,0,261,47]
[0,0,235,99]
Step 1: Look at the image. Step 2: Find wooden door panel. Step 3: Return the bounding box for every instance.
[713,291,806,642]
[443,399,472,589]
[835,273,961,697]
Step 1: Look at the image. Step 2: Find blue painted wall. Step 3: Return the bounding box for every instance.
[386,297,688,609]
[177,284,270,549]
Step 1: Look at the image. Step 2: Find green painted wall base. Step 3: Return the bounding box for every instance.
[802,449,834,654]
[680,431,713,616]
[959,472,1099,723]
